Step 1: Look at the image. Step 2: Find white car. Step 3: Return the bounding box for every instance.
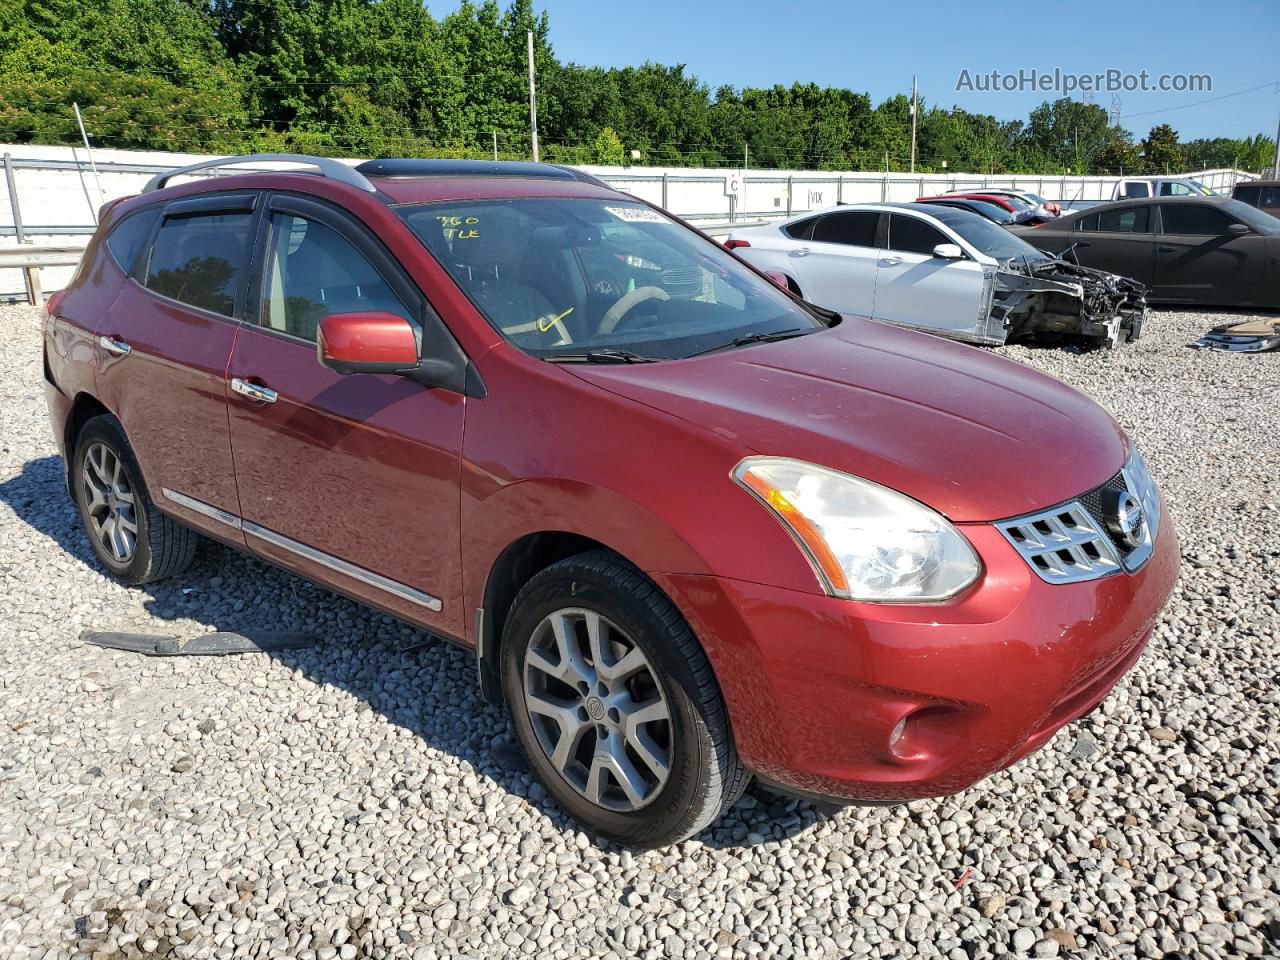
[724,203,1146,348]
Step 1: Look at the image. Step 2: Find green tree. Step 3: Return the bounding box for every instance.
[591,126,625,165]
[1141,124,1184,175]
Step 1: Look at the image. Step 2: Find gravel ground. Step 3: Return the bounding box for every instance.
[0,301,1277,960]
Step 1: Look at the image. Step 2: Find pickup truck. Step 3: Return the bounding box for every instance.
[1112,177,1215,200]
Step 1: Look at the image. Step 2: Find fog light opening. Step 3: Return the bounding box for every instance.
[887,705,967,764]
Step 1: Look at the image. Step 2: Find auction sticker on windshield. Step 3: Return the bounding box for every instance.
[606,206,670,223]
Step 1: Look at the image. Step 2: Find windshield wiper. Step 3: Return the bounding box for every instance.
[543,349,657,364]
[687,327,813,357]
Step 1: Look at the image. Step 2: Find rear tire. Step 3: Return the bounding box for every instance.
[501,549,747,848]
[72,415,197,585]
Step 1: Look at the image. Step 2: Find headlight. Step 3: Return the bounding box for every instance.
[732,457,981,602]
[1122,443,1161,540]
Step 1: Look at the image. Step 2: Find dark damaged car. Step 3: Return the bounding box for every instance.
[726,202,1146,348]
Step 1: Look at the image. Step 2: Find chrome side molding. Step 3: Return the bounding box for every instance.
[160,489,442,612]
[163,488,242,529]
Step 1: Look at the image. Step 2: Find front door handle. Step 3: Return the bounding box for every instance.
[1157,245,1176,252]
[230,378,278,404]
[880,256,903,266]
[790,247,811,257]
[99,335,131,357]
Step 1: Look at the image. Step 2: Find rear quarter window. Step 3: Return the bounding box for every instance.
[783,216,819,240]
[105,208,160,275]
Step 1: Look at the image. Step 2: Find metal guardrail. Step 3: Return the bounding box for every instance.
[0,245,85,268]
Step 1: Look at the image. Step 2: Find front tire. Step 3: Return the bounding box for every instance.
[72,415,198,585]
[501,550,747,847]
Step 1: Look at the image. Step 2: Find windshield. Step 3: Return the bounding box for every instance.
[397,197,825,360]
[1223,199,1280,233]
[919,206,1050,262]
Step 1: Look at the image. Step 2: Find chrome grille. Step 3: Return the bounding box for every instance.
[997,448,1161,585]
[998,502,1122,584]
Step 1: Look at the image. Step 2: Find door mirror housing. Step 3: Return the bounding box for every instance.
[932,243,964,260]
[762,270,791,291]
[317,312,420,376]
[1227,223,1251,237]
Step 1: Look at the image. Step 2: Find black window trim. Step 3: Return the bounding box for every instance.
[245,190,475,396]
[131,191,264,324]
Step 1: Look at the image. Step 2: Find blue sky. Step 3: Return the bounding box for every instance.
[432,0,1278,140]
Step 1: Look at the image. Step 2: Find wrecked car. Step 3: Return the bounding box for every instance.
[725,202,1146,348]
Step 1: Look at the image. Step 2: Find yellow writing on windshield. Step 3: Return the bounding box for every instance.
[438,215,480,240]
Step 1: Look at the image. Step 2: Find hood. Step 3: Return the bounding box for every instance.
[569,318,1127,522]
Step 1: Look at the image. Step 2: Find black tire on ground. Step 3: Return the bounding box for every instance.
[501,549,748,847]
[72,414,198,585]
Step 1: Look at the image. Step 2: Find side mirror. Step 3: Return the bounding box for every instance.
[317,312,420,376]
[932,243,964,260]
[763,270,791,291]
[1227,223,1250,237]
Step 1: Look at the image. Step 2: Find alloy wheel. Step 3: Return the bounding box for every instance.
[81,442,138,564]
[522,607,672,812]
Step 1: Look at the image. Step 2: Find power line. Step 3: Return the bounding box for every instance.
[1122,79,1278,120]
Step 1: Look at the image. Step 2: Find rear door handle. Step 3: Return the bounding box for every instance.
[790,247,810,257]
[99,335,131,357]
[230,378,278,404]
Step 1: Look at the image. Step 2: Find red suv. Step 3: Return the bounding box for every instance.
[43,155,1179,846]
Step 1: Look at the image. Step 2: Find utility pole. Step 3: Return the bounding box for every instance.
[909,75,918,174]
[526,31,539,163]
[492,130,498,162]
[1272,110,1280,177]
[743,143,748,171]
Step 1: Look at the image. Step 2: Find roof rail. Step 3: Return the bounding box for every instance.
[142,154,376,194]
[353,157,610,187]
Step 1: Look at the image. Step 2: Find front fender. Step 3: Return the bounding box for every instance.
[461,475,713,636]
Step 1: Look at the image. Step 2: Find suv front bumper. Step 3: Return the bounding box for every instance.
[656,504,1179,803]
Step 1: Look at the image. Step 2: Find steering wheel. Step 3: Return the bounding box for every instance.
[598,285,669,335]
[500,304,576,345]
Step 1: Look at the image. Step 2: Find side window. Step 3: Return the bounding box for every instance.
[887,215,948,256]
[145,212,254,316]
[1161,204,1235,236]
[1096,207,1150,233]
[1121,182,1150,199]
[811,212,878,247]
[1077,213,1099,232]
[105,208,159,275]
[262,213,417,343]
[1233,186,1259,206]
[783,216,819,240]
[1161,182,1193,196]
